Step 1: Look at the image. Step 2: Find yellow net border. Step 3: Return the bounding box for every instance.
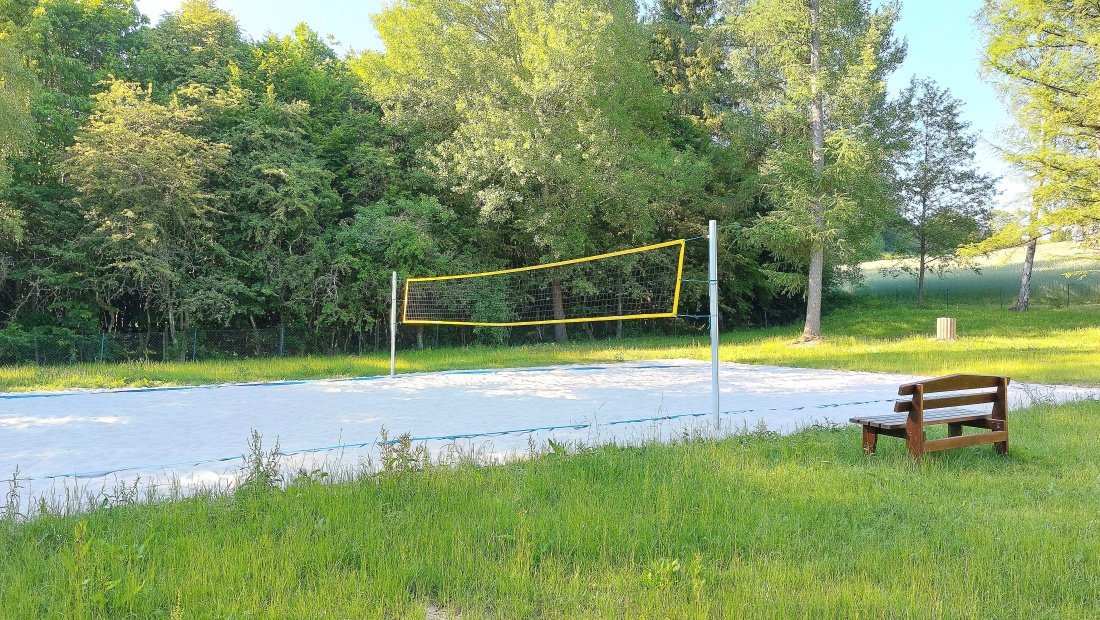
[401,239,687,327]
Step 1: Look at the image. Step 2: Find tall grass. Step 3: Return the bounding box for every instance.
[2,399,1098,618]
[3,304,1099,391]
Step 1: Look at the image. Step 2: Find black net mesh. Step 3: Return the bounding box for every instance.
[403,241,685,326]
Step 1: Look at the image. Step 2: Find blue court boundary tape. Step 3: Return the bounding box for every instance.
[23,395,895,481]
[0,363,681,400]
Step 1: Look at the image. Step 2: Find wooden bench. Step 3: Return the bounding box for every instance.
[851,374,1009,462]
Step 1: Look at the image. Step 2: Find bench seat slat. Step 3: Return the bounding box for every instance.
[850,407,990,430]
[894,392,996,413]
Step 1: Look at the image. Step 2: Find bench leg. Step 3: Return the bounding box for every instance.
[996,436,1008,457]
[861,427,878,455]
[906,430,925,463]
[947,422,962,437]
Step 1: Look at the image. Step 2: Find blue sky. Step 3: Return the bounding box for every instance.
[135,0,1021,207]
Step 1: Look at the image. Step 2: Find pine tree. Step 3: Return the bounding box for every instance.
[892,78,997,308]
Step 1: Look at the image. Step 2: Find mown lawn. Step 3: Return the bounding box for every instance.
[2,304,1098,391]
[3,399,1098,618]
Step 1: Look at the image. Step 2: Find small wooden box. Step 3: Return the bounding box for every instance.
[936,317,957,340]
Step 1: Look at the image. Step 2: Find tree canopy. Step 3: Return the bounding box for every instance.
[0,0,1079,344]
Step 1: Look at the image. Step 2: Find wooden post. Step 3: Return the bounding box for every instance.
[862,427,878,455]
[906,384,925,462]
[936,317,957,340]
[993,377,1009,456]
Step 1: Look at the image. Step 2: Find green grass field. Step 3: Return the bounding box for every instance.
[5,303,1099,617]
[3,304,1098,392]
[3,399,1099,618]
[857,241,1100,306]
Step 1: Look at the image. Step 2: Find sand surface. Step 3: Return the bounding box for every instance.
[2,361,1093,509]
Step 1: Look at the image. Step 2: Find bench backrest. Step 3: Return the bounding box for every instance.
[893,374,1009,414]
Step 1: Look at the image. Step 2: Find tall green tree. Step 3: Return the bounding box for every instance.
[981,0,1100,220]
[357,0,705,343]
[0,35,35,242]
[216,93,341,328]
[978,0,1100,306]
[0,0,144,329]
[892,78,997,307]
[60,79,229,340]
[646,0,777,326]
[648,0,727,132]
[137,0,249,94]
[963,110,1062,311]
[727,0,903,339]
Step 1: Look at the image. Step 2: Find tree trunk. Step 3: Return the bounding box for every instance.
[616,295,623,339]
[802,0,825,341]
[804,247,824,338]
[551,279,567,344]
[249,313,261,355]
[165,292,178,345]
[1014,237,1037,312]
[917,238,927,308]
[1015,177,1044,312]
[416,326,424,350]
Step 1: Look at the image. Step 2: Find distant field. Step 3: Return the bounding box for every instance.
[856,241,1100,307]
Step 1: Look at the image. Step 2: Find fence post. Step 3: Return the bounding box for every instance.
[34,336,40,366]
[358,329,362,355]
[99,333,106,363]
[946,288,950,306]
[1066,282,1071,308]
[192,330,198,362]
[279,325,285,358]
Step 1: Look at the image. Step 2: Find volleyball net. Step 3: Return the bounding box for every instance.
[402,240,686,327]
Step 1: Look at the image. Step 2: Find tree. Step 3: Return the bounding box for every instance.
[978,0,1100,309]
[892,78,997,307]
[137,0,249,94]
[0,35,36,242]
[214,92,341,328]
[60,79,229,340]
[980,0,1100,247]
[356,0,705,343]
[324,196,461,348]
[727,0,904,339]
[963,110,1066,311]
[0,0,144,330]
[648,0,727,132]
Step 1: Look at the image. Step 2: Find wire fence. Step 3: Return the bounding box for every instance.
[0,316,708,368]
[0,326,377,367]
[8,279,1095,367]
